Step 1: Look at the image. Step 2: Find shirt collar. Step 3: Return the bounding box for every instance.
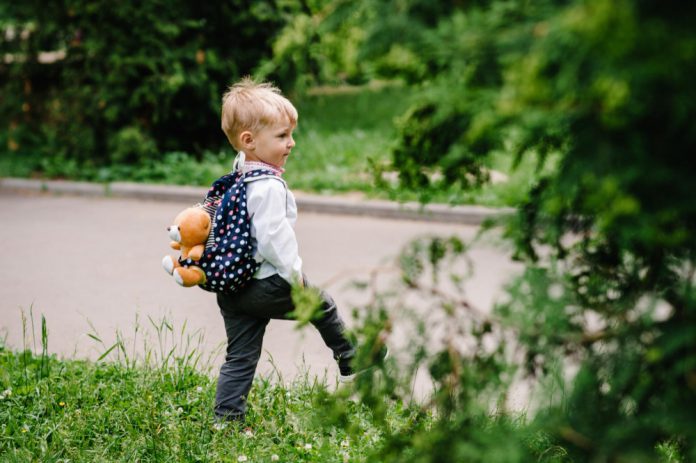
[242,160,284,176]
[233,151,284,176]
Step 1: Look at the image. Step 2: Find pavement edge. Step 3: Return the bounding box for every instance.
[0,177,512,225]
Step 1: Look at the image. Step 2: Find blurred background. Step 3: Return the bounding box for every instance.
[0,0,562,207]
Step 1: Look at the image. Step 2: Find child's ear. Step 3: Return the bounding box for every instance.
[239,131,255,150]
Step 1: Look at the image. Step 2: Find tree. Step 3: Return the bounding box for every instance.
[296,0,696,460]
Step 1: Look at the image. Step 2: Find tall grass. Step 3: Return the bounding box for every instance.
[0,312,398,462]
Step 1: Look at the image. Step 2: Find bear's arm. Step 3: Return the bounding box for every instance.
[170,241,181,250]
[188,244,205,261]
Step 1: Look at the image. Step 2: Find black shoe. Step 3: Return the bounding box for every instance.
[338,347,390,383]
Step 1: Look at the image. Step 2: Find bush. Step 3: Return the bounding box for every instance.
[290,0,696,461]
[0,0,285,167]
[108,126,157,165]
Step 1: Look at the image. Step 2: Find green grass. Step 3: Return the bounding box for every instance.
[0,85,550,207]
[2,310,684,462]
[280,85,413,194]
[0,310,564,462]
[0,347,383,462]
[0,309,410,463]
[0,310,416,462]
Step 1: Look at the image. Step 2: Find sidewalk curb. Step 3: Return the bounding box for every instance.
[0,177,513,225]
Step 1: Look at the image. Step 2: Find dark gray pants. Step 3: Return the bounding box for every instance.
[214,274,354,421]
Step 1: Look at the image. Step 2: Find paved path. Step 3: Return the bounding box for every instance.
[0,190,520,390]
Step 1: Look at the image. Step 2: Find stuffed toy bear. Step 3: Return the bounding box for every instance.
[162,207,210,287]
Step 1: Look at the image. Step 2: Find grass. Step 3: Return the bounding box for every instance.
[4,344,684,462]
[0,347,382,462]
[0,313,399,462]
[283,85,412,194]
[2,309,686,462]
[0,309,566,462]
[0,84,549,207]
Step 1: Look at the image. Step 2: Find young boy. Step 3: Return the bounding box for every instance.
[214,78,356,422]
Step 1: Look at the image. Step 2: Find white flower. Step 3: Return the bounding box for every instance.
[176,407,183,414]
[237,456,248,462]
[304,443,312,450]
[271,455,279,462]
[196,386,203,393]
[212,422,227,431]
[2,389,11,398]
[342,451,350,463]
[244,428,254,438]
[340,439,350,448]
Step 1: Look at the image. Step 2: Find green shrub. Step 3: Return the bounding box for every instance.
[287,0,696,461]
[0,0,285,166]
[108,126,158,165]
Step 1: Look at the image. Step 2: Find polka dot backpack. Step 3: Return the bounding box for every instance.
[179,167,281,294]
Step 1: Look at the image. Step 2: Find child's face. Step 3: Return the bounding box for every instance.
[247,121,296,168]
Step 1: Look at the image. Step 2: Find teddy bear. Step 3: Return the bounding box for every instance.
[162,207,211,287]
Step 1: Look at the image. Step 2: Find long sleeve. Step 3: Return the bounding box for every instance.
[246,178,303,284]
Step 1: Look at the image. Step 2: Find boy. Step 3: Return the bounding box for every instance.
[214,78,356,422]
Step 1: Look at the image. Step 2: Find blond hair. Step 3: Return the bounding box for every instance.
[221,77,298,150]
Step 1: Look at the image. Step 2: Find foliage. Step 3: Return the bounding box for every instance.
[494,2,696,457]
[260,0,464,89]
[0,84,410,188]
[258,0,369,90]
[290,0,696,461]
[306,235,571,462]
[0,0,284,166]
[264,1,564,202]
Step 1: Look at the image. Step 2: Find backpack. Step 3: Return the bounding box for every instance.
[179,168,282,294]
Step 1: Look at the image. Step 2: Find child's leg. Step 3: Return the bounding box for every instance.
[252,275,354,361]
[308,288,355,364]
[220,275,354,366]
[214,307,269,421]
[214,275,355,420]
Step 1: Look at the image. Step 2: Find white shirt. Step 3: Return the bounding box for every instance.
[243,164,303,284]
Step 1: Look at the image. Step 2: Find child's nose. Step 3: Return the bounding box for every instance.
[288,136,295,148]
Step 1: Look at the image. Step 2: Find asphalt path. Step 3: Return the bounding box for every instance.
[0,190,520,393]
